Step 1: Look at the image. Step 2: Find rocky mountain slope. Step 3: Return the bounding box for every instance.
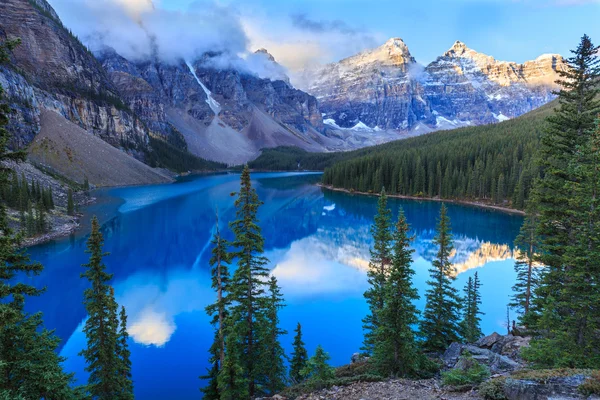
[0,0,149,154]
[98,49,337,165]
[302,38,567,133]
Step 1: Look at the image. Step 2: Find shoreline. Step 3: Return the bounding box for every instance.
[317,184,526,216]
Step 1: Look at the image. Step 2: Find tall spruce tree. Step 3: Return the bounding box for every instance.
[419,204,462,352]
[526,34,600,368]
[225,165,270,398]
[362,188,393,354]
[509,208,540,324]
[0,37,76,399]
[80,217,121,398]
[460,272,484,343]
[289,323,308,384]
[202,208,231,400]
[373,208,421,376]
[258,276,287,395]
[116,306,134,400]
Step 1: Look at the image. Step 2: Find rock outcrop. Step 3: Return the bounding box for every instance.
[0,0,149,153]
[503,374,595,400]
[442,332,530,374]
[302,38,567,133]
[98,50,333,164]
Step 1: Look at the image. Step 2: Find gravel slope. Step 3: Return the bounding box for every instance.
[28,110,173,187]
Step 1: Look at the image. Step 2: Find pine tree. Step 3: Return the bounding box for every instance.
[509,209,540,324]
[225,165,270,398]
[289,323,308,384]
[0,37,76,399]
[301,345,334,388]
[259,276,287,395]
[26,200,34,236]
[525,35,600,368]
[217,330,248,400]
[67,188,75,215]
[460,273,484,343]
[116,306,134,400]
[80,217,121,398]
[362,188,393,354]
[419,204,462,352]
[373,208,421,376]
[202,208,231,400]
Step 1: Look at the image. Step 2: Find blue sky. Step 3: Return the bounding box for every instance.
[51,0,600,72]
[169,0,599,65]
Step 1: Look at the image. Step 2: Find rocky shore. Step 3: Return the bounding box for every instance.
[265,332,600,400]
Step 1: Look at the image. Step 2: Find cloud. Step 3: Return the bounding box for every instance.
[48,0,386,81]
[290,13,365,36]
[113,267,213,347]
[50,0,248,63]
[242,13,384,84]
[128,307,176,347]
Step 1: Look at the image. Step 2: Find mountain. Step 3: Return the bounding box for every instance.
[301,38,567,132]
[0,0,149,155]
[0,0,337,172]
[98,49,338,165]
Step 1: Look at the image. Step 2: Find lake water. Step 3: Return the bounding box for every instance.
[24,172,523,399]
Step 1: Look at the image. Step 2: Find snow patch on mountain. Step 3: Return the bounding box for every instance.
[186,61,221,116]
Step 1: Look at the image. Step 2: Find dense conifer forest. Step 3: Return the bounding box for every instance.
[250,101,555,209]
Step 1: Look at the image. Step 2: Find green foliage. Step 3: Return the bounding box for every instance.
[460,272,484,343]
[0,172,55,236]
[0,37,77,399]
[362,189,393,354]
[289,323,309,384]
[317,102,555,207]
[221,166,281,398]
[80,217,133,399]
[116,306,134,400]
[509,208,540,324]
[527,34,600,368]
[441,353,490,387]
[301,345,335,389]
[579,371,600,396]
[373,208,422,377]
[258,276,288,395]
[419,204,462,352]
[146,135,225,173]
[478,377,508,400]
[202,209,231,400]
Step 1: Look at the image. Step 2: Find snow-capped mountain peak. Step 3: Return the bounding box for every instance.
[302,37,568,133]
[340,37,415,68]
[254,48,276,62]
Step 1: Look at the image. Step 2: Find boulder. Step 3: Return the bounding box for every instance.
[476,332,504,348]
[442,343,520,373]
[475,333,531,360]
[350,352,369,364]
[503,374,591,400]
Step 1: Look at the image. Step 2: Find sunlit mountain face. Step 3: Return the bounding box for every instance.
[25,173,522,399]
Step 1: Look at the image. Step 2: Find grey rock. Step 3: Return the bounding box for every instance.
[443,343,520,373]
[476,332,504,349]
[302,38,568,133]
[504,375,590,400]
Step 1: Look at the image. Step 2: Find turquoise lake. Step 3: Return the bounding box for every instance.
[24,172,523,399]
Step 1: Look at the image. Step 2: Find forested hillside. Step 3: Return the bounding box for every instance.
[252,100,555,209]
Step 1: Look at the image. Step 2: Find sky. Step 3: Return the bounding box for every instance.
[48,0,600,74]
